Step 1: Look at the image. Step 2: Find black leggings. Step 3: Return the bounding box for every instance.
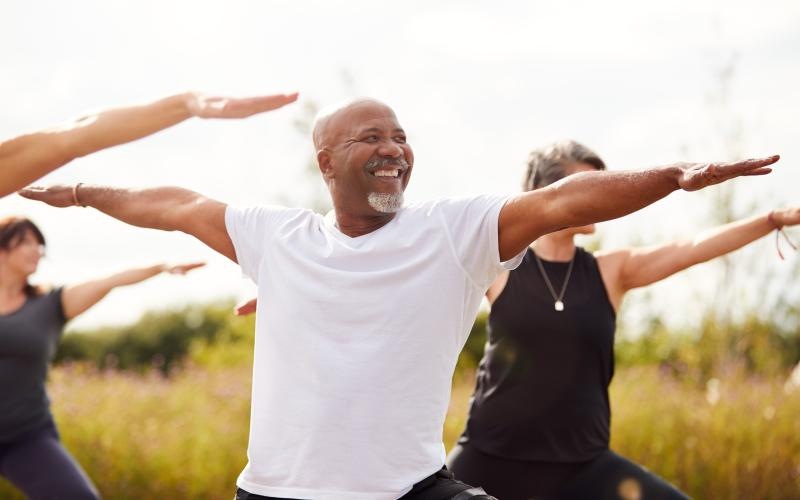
[234,467,497,500]
[0,420,99,500]
[447,443,689,500]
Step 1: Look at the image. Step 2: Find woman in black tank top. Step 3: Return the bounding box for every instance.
[447,141,799,500]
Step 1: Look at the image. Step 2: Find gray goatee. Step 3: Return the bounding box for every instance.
[367,192,404,213]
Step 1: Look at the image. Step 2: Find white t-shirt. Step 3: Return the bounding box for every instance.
[225,194,523,500]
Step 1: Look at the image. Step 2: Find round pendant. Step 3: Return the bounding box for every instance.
[555,300,564,311]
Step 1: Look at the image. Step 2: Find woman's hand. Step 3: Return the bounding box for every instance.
[163,262,206,275]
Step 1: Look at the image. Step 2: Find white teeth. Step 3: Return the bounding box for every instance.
[374,169,400,177]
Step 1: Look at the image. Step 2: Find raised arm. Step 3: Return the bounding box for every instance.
[61,262,204,320]
[0,91,298,197]
[497,156,779,261]
[18,184,235,261]
[595,207,799,307]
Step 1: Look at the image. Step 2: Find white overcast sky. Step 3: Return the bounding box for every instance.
[1,0,798,332]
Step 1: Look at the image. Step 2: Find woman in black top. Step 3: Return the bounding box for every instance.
[0,216,203,499]
[447,141,799,500]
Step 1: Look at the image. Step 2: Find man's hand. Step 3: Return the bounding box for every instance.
[187,92,299,119]
[235,298,258,316]
[18,184,76,207]
[677,155,779,192]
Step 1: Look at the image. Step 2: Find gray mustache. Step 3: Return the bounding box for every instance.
[364,157,409,170]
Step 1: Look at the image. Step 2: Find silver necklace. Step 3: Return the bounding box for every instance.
[533,249,575,312]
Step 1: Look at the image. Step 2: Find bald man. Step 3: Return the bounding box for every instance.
[19,98,778,500]
[0,91,298,198]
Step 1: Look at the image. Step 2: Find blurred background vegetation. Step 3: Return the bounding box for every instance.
[0,299,798,499]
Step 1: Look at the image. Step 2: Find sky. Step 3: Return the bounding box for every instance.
[1,0,798,333]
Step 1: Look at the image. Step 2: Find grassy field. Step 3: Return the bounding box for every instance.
[1,363,798,499]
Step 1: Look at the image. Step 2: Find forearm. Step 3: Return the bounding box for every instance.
[61,264,168,319]
[614,210,791,291]
[0,94,193,196]
[76,184,205,232]
[499,165,682,260]
[98,264,166,288]
[58,93,192,158]
[545,165,681,230]
[682,212,775,265]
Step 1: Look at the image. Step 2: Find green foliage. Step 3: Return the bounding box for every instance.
[55,301,254,374]
[616,313,800,381]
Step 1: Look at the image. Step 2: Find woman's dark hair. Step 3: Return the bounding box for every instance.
[0,216,46,297]
[524,140,606,191]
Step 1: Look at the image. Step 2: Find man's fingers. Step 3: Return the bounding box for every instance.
[17,186,45,199]
[721,155,780,173]
[706,156,779,184]
[739,168,773,176]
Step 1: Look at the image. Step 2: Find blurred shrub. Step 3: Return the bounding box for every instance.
[616,313,800,381]
[55,301,255,374]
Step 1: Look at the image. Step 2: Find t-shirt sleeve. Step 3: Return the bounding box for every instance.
[225,205,301,283]
[48,287,67,327]
[437,194,525,289]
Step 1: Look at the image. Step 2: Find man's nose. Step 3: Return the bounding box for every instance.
[378,140,403,158]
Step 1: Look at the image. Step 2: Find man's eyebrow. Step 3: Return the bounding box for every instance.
[355,127,406,134]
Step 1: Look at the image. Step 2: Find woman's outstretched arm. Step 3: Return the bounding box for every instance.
[0,91,298,197]
[61,262,205,320]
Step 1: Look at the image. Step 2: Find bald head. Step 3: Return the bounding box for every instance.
[311,97,413,220]
[312,98,397,151]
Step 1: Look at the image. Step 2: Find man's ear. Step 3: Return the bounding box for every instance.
[317,149,334,180]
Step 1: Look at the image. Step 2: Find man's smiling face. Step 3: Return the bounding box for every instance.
[316,99,414,216]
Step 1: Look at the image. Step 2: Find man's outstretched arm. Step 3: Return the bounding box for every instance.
[18,184,236,262]
[0,91,298,198]
[497,156,779,261]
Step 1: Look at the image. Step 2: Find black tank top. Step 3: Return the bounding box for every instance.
[460,247,617,462]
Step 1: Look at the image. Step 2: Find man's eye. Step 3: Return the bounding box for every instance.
[395,136,407,144]
[363,135,379,143]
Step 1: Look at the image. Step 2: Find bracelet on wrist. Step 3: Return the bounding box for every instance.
[767,210,782,229]
[768,211,797,260]
[72,183,85,208]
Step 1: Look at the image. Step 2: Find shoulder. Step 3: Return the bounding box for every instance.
[226,204,311,220]
[594,247,630,270]
[591,248,628,295]
[29,286,66,323]
[408,194,511,217]
[225,205,317,231]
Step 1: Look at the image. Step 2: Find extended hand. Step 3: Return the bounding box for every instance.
[17,184,76,207]
[165,262,206,275]
[677,155,779,192]
[234,298,257,316]
[774,207,800,227]
[188,92,299,119]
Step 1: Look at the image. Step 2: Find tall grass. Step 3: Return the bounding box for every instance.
[445,367,800,499]
[0,363,252,500]
[1,363,798,498]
